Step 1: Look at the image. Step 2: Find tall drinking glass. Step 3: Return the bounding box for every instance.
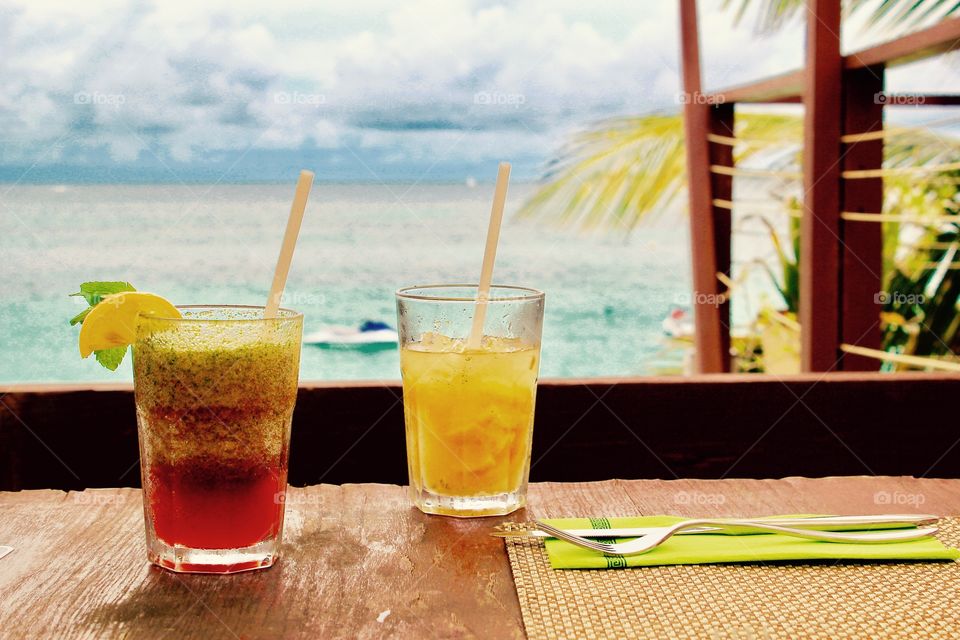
[396,285,544,517]
[133,305,303,573]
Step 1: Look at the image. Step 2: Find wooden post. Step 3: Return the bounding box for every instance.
[709,103,734,367]
[800,0,843,372]
[679,0,728,373]
[840,66,885,370]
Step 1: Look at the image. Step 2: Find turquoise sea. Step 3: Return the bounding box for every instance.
[0,183,691,383]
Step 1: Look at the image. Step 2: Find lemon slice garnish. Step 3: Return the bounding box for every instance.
[79,292,180,358]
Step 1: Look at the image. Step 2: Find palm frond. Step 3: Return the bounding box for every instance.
[517,113,802,233]
[517,115,687,232]
[865,0,960,29]
[722,0,959,33]
[520,111,960,235]
[721,0,806,32]
[884,127,960,169]
[519,114,800,232]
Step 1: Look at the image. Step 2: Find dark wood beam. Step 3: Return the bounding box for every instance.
[801,0,844,372]
[846,16,960,70]
[708,69,805,104]
[880,94,960,106]
[708,103,734,369]
[2,375,960,491]
[706,18,960,106]
[840,65,886,370]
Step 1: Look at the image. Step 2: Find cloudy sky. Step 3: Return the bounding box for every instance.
[0,0,957,182]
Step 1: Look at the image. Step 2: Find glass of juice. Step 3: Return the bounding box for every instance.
[395,284,544,517]
[133,305,303,573]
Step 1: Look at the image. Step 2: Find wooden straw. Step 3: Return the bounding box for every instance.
[467,162,511,349]
[265,170,315,318]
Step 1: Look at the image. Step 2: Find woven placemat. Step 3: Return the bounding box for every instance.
[505,517,960,639]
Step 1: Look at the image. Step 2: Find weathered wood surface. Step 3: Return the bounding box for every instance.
[3,374,960,491]
[1,477,959,639]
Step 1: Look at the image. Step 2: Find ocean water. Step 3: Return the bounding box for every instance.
[0,183,691,383]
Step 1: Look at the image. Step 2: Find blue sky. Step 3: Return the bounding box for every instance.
[0,0,957,183]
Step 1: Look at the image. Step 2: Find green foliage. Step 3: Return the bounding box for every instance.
[881,172,960,367]
[95,347,128,371]
[517,115,686,232]
[69,281,137,371]
[722,0,960,33]
[759,204,801,313]
[517,113,800,232]
[521,109,960,367]
[69,281,136,325]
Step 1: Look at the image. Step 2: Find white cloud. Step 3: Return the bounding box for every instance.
[0,0,955,171]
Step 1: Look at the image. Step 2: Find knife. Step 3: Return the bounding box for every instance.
[491,514,940,538]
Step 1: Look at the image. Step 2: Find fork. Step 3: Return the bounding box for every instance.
[534,519,939,557]
[494,514,940,538]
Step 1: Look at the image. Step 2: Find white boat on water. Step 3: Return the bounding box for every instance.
[661,307,694,339]
[303,321,398,350]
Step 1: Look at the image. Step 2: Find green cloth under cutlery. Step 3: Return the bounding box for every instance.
[542,516,960,569]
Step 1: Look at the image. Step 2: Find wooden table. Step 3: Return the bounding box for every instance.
[2,477,958,639]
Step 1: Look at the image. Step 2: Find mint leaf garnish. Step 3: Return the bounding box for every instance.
[69,282,136,325]
[95,346,127,371]
[70,281,138,371]
[70,281,136,307]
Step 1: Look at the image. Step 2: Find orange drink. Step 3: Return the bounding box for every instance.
[396,285,544,516]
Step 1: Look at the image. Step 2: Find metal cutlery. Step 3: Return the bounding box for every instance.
[492,514,940,539]
[533,518,939,557]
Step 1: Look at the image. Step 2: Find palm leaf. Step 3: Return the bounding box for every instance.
[517,113,801,232]
[520,112,960,235]
[721,0,959,33]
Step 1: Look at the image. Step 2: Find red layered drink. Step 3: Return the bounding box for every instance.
[134,305,302,573]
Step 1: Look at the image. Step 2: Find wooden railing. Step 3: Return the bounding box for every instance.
[680,0,960,373]
[2,374,959,490]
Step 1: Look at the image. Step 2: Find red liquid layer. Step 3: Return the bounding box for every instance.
[147,459,286,550]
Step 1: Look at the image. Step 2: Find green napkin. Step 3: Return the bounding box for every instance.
[543,516,960,569]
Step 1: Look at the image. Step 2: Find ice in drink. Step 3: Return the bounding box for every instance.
[401,334,539,516]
